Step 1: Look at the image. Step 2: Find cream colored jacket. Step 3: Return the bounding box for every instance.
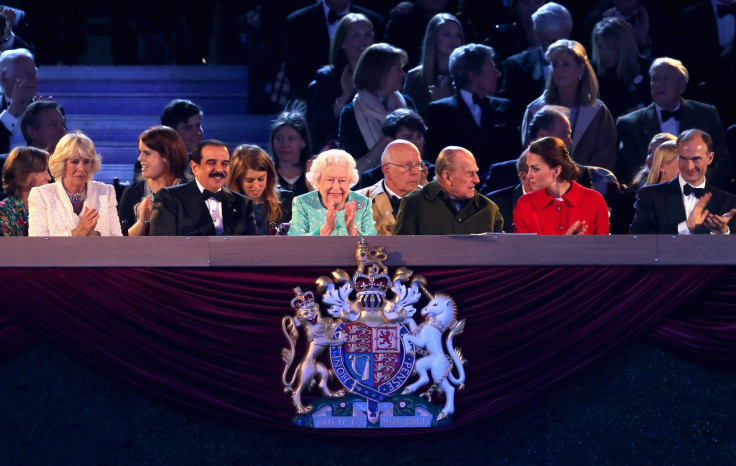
[28,180,123,236]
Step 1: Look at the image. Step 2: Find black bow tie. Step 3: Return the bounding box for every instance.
[683,184,706,198]
[202,189,225,202]
[717,3,736,17]
[660,108,681,122]
[327,9,346,25]
[472,93,488,106]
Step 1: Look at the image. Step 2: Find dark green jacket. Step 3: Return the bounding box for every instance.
[393,181,503,235]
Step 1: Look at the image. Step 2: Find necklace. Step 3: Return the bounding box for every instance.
[63,183,86,203]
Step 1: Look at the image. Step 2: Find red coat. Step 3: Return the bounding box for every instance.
[513,181,609,235]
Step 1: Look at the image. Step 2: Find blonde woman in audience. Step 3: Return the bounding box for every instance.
[521,39,617,172]
[646,140,679,185]
[403,13,464,117]
[0,146,51,236]
[29,131,122,236]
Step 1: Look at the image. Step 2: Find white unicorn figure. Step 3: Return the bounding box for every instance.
[401,292,466,421]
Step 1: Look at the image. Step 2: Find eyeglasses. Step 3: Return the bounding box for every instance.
[386,161,427,172]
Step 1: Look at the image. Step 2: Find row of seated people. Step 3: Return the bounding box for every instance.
[303,8,735,194]
[1,122,734,238]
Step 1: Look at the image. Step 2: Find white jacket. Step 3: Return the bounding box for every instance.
[28,180,123,236]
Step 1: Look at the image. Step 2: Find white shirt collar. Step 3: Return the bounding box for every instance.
[678,173,706,192]
[195,179,222,195]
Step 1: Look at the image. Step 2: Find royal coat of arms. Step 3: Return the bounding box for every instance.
[281,239,467,428]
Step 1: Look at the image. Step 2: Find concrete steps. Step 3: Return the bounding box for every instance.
[35,65,274,183]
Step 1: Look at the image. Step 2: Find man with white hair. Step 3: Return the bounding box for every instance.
[498,2,573,120]
[357,139,423,235]
[393,146,503,235]
[0,47,36,154]
[616,57,731,188]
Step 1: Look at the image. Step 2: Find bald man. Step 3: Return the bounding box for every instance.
[393,146,503,235]
[356,140,423,235]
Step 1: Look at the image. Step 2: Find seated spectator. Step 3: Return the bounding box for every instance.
[283,0,384,100]
[289,149,376,236]
[487,150,531,233]
[307,13,375,151]
[403,13,464,118]
[160,99,203,153]
[591,17,651,119]
[355,108,434,189]
[609,132,676,234]
[0,7,36,56]
[150,140,257,236]
[28,131,123,237]
[393,146,503,235]
[228,144,294,235]
[357,140,423,235]
[630,129,736,234]
[521,39,618,172]
[0,48,37,154]
[0,146,50,235]
[498,2,573,122]
[484,0,546,62]
[118,126,190,236]
[339,43,415,172]
[383,0,450,67]
[514,136,609,235]
[270,111,314,197]
[616,57,732,189]
[424,43,519,176]
[20,100,66,153]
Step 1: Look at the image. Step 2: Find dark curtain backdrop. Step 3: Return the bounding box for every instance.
[2,266,735,435]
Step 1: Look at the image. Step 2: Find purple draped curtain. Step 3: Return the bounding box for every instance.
[1,266,734,434]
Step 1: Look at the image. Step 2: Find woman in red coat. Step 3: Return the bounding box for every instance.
[513,137,609,235]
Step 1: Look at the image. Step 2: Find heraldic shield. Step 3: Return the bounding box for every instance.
[281,239,467,429]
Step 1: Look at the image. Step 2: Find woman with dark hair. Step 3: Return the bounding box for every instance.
[513,136,609,235]
[339,43,415,173]
[0,146,51,236]
[270,111,313,197]
[118,125,189,236]
[229,144,293,235]
[521,39,618,172]
[306,13,374,150]
[591,17,651,119]
[403,13,464,117]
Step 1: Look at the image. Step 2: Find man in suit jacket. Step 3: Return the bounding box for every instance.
[150,140,257,236]
[498,2,573,122]
[283,0,384,100]
[424,43,519,176]
[0,47,36,154]
[676,0,735,90]
[616,57,732,189]
[356,140,422,235]
[630,129,736,234]
[394,146,503,235]
[487,151,530,233]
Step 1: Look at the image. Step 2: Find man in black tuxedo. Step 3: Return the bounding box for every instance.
[424,43,519,177]
[283,0,384,100]
[0,47,36,154]
[616,57,732,189]
[630,129,736,234]
[150,140,257,236]
[498,2,573,122]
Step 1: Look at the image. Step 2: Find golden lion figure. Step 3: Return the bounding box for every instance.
[355,238,388,275]
[281,288,347,414]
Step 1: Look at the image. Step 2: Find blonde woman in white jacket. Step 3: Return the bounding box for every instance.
[29,131,122,237]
